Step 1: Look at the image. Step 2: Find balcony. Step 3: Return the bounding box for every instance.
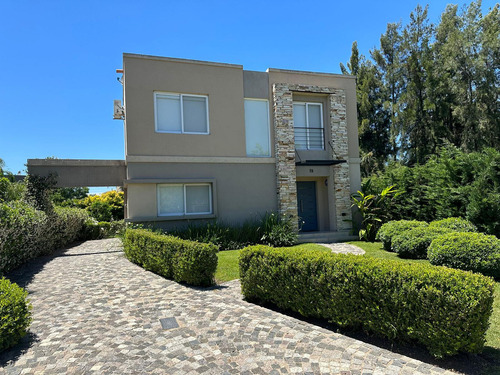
[294,127,324,150]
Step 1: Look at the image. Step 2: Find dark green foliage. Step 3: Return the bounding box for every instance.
[428,232,500,278]
[259,213,298,247]
[0,201,90,275]
[351,184,402,241]
[51,187,89,205]
[239,245,494,357]
[367,146,500,237]
[376,220,428,251]
[429,217,477,232]
[0,278,32,352]
[123,229,218,286]
[392,227,453,259]
[169,213,297,250]
[82,220,126,240]
[23,173,57,214]
[340,2,499,175]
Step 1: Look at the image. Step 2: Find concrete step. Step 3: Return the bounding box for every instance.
[298,231,359,244]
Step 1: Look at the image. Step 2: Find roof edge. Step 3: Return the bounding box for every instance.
[123,53,243,69]
[267,67,356,79]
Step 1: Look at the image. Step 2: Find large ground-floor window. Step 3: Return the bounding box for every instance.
[157,183,212,216]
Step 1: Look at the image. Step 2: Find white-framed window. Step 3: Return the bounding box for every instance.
[244,99,271,157]
[157,183,212,216]
[155,92,209,134]
[293,102,324,150]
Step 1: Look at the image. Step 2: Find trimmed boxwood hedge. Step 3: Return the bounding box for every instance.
[428,232,500,278]
[391,226,453,259]
[239,245,494,358]
[376,220,428,251]
[429,217,477,232]
[0,278,32,352]
[123,228,218,286]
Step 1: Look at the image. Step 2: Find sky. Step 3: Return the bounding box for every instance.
[0,0,497,192]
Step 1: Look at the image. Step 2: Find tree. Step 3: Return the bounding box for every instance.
[341,42,391,176]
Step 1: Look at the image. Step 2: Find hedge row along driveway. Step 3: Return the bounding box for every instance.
[239,245,495,358]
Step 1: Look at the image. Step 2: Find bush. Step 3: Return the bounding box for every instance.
[0,201,90,275]
[366,146,500,237]
[428,232,500,278]
[0,278,32,351]
[429,217,477,232]
[169,213,297,250]
[259,213,298,247]
[392,227,453,259]
[123,228,218,286]
[239,245,494,358]
[376,220,428,251]
[82,220,126,240]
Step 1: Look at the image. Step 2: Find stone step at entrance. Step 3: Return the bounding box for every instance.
[298,230,359,244]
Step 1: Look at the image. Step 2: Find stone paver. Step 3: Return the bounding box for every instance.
[0,239,458,374]
[317,243,365,255]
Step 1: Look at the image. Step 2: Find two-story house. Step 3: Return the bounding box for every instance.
[28,53,361,241]
[122,53,361,237]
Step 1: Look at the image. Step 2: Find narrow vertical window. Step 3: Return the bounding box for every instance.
[244,99,270,157]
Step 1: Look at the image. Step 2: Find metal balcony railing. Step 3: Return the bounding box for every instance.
[294,127,325,150]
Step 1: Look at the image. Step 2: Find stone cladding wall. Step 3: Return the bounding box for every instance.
[272,83,352,231]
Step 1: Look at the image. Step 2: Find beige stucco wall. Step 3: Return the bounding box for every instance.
[123,54,249,158]
[126,162,277,224]
[122,55,361,227]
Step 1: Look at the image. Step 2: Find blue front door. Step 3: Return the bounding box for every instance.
[297,181,318,231]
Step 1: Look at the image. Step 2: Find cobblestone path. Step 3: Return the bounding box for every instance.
[1,239,458,374]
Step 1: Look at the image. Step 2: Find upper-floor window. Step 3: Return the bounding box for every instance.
[293,102,324,150]
[155,92,209,134]
[244,99,271,157]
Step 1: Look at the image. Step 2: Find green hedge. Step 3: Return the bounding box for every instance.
[429,217,477,232]
[82,220,126,240]
[376,220,428,251]
[0,201,90,274]
[428,232,500,278]
[123,228,218,286]
[0,278,32,352]
[239,245,494,358]
[392,227,453,259]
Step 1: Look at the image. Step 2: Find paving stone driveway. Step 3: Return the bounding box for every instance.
[1,239,457,375]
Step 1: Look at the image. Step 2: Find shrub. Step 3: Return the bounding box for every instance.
[123,228,218,286]
[376,220,428,251]
[81,220,126,240]
[0,201,90,274]
[366,146,500,237]
[239,246,494,358]
[0,278,32,351]
[429,217,477,232]
[392,227,453,259]
[259,213,298,247]
[169,213,298,250]
[428,232,500,278]
[351,183,401,241]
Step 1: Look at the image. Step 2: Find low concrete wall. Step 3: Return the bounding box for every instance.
[27,159,126,187]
